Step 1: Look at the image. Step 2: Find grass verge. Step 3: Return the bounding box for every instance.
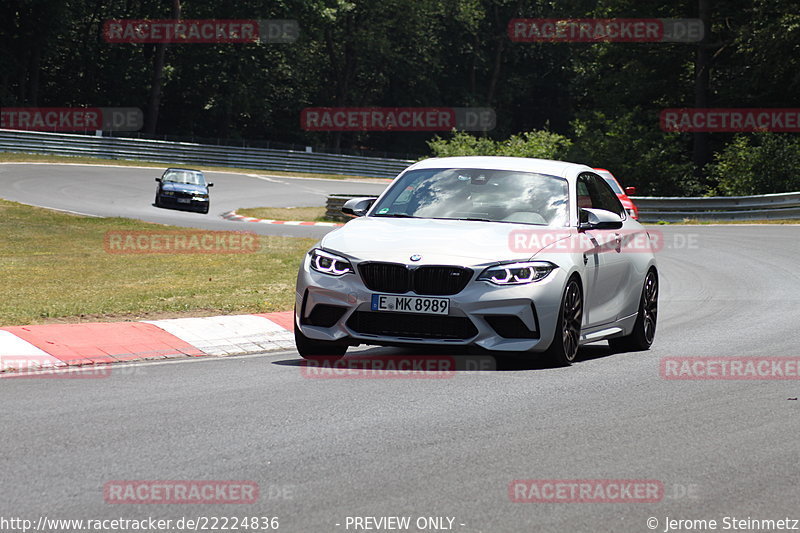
[0,198,314,326]
[0,151,382,181]
[236,206,333,222]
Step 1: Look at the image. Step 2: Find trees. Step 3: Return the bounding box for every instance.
[427,129,572,160]
[1,0,798,195]
[709,134,800,196]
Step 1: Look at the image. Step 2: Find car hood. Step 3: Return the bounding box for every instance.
[320,216,575,264]
[162,182,206,194]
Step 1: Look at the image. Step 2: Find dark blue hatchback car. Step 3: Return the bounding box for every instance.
[154,168,213,214]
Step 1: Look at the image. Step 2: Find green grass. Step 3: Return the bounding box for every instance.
[236,206,333,222]
[0,151,380,181]
[0,198,314,326]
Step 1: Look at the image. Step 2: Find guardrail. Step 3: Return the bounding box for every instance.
[633,192,800,222]
[325,194,367,222]
[326,191,800,223]
[3,129,796,221]
[0,129,413,179]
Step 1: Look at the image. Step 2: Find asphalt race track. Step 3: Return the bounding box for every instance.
[2,163,799,532]
[0,163,388,238]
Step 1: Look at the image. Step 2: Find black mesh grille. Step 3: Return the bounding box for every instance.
[347,311,478,340]
[358,263,472,296]
[359,263,409,293]
[484,315,539,339]
[414,266,473,296]
[303,304,347,327]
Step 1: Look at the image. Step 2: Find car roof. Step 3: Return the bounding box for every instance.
[593,168,619,182]
[407,156,593,179]
[164,168,203,173]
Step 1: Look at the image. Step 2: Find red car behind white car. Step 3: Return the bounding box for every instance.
[594,168,639,220]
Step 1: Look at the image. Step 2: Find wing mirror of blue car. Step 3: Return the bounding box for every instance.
[579,208,624,231]
[155,177,162,182]
[207,183,214,187]
[341,197,377,217]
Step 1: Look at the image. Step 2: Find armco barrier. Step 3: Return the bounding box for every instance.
[0,129,412,179]
[326,194,368,222]
[633,192,800,222]
[2,128,796,221]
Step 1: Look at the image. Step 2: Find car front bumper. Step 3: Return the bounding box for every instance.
[295,256,569,352]
[158,194,209,210]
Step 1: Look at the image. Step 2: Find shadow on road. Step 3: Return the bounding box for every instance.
[273,342,617,373]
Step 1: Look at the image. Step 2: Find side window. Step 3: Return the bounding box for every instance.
[576,179,593,209]
[579,173,624,217]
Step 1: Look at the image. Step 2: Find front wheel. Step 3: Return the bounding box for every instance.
[609,269,658,352]
[544,277,583,367]
[295,324,347,361]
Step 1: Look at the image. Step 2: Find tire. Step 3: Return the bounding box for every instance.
[154,195,161,207]
[294,323,347,361]
[544,277,583,367]
[200,204,209,214]
[609,269,658,353]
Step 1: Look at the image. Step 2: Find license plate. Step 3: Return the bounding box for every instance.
[371,294,449,315]
[177,198,191,203]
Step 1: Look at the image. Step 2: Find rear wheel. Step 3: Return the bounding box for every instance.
[609,269,658,352]
[294,323,347,361]
[544,277,583,367]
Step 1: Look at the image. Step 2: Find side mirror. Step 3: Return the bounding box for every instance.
[579,208,623,231]
[207,183,214,187]
[155,177,162,182]
[624,186,637,196]
[342,197,377,217]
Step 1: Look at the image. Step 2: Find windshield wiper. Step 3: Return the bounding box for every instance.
[373,213,420,218]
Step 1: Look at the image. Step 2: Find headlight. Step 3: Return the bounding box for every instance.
[162,191,175,196]
[478,261,556,285]
[309,248,354,276]
[192,195,209,201]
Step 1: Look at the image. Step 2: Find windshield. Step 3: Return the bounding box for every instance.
[163,170,205,186]
[371,168,569,226]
